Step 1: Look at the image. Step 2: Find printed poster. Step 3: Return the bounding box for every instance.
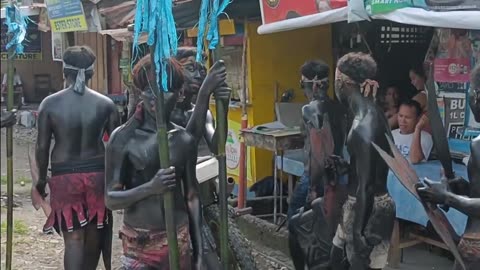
[444,97,469,140]
[46,0,88,32]
[1,16,42,61]
[436,96,476,154]
[52,32,63,62]
[434,58,471,83]
[465,30,480,136]
[226,119,253,182]
[426,28,480,152]
[261,0,347,24]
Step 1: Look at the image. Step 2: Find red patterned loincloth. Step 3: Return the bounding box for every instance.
[120,223,192,270]
[457,232,480,268]
[43,171,107,234]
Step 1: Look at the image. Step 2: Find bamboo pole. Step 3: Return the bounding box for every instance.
[148,47,180,270]
[211,47,229,268]
[238,18,248,210]
[5,2,16,269]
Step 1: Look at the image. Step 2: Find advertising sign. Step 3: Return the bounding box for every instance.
[365,0,479,15]
[226,119,253,182]
[432,29,473,92]
[52,32,63,61]
[1,16,42,61]
[419,0,480,11]
[46,0,88,32]
[366,0,412,15]
[427,28,480,149]
[260,0,347,24]
[434,58,471,83]
[444,97,467,139]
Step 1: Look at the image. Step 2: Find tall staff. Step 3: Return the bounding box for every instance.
[4,1,19,269]
[210,48,229,268]
[149,46,180,270]
[196,0,232,266]
[131,1,181,269]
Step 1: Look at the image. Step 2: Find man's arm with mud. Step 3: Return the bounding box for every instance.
[35,100,52,183]
[105,101,121,136]
[351,130,375,258]
[446,142,480,218]
[186,61,226,151]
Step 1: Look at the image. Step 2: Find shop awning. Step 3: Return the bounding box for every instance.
[371,7,480,30]
[257,3,480,35]
[99,28,148,43]
[0,5,40,19]
[257,7,348,35]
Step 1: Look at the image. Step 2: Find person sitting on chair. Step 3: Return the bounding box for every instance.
[392,99,433,164]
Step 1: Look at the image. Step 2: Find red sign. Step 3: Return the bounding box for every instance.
[261,0,347,24]
[434,58,471,83]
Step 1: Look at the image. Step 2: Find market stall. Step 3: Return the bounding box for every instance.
[255,0,480,266]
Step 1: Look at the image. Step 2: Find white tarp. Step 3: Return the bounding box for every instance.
[0,6,40,19]
[257,6,480,35]
[372,7,480,30]
[257,7,348,35]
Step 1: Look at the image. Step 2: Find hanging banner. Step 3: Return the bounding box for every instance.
[427,28,480,149]
[51,32,63,61]
[1,16,42,61]
[434,58,471,83]
[417,0,480,11]
[434,29,474,87]
[46,0,88,32]
[260,0,347,24]
[365,0,479,15]
[465,30,480,136]
[365,0,412,15]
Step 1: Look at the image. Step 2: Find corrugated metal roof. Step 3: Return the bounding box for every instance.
[98,0,260,29]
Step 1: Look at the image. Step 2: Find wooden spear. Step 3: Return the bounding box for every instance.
[148,47,180,270]
[5,2,16,269]
[210,48,230,268]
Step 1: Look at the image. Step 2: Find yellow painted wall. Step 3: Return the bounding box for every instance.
[212,21,334,186]
[247,21,334,183]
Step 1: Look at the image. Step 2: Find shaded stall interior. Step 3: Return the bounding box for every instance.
[332,20,434,101]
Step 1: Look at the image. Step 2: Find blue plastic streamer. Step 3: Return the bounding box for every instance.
[4,5,28,56]
[196,0,231,61]
[132,0,177,91]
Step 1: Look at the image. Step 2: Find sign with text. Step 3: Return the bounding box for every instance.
[226,119,252,182]
[46,0,88,32]
[260,0,347,24]
[52,32,63,61]
[444,97,476,141]
[419,0,480,11]
[434,58,471,83]
[365,0,479,15]
[1,16,42,61]
[366,0,411,15]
